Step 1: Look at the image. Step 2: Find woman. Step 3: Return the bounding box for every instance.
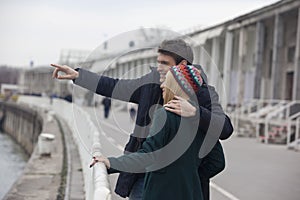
[90,64,215,200]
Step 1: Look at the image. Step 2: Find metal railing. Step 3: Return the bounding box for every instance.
[287,112,300,146]
[230,99,300,146]
[263,101,300,144]
[230,99,289,137]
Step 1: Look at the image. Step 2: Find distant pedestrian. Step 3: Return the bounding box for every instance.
[128,103,137,122]
[64,93,73,103]
[102,97,111,118]
[50,93,57,105]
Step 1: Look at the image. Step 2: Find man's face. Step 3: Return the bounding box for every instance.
[157,53,176,83]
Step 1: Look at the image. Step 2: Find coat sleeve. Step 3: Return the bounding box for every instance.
[192,85,233,140]
[198,140,225,200]
[108,109,171,173]
[198,140,225,179]
[73,68,156,104]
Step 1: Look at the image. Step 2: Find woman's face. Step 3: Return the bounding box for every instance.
[161,71,189,105]
[161,81,167,100]
[160,72,175,104]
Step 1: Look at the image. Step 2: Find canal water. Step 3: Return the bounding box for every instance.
[0,131,28,199]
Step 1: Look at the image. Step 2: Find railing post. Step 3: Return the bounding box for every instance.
[296,117,300,142]
[235,110,239,135]
[256,123,260,141]
[287,119,291,145]
[265,118,269,144]
[287,102,291,118]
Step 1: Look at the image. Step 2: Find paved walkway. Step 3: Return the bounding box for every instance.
[211,136,300,200]
[58,116,85,200]
[84,105,300,200]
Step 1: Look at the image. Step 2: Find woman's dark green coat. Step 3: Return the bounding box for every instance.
[108,108,224,200]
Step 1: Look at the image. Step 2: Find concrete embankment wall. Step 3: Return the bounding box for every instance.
[0,102,43,155]
[16,96,111,200]
[0,101,65,200]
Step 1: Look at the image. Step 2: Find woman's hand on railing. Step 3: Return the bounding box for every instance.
[90,156,110,169]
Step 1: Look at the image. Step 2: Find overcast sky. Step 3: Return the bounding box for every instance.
[0,0,279,68]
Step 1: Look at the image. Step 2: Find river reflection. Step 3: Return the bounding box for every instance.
[0,131,28,199]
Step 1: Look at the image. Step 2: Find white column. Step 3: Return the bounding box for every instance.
[293,8,300,100]
[140,59,145,76]
[116,64,120,78]
[199,45,208,75]
[193,45,201,65]
[118,64,122,78]
[111,68,115,78]
[129,61,135,79]
[254,21,265,99]
[141,59,146,76]
[123,62,128,78]
[114,65,118,78]
[114,68,118,78]
[271,14,284,100]
[222,31,233,109]
[119,63,124,78]
[134,60,138,78]
[108,69,112,77]
[136,59,142,78]
[210,37,220,88]
[237,28,246,105]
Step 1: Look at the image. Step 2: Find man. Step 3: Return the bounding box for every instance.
[101,97,111,118]
[51,39,233,200]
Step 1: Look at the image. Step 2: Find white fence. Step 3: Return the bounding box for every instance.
[230,99,300,147]
[17,96,111,200]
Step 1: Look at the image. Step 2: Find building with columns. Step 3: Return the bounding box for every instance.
[22,0,300,109]
[84,0,300,110]
[21,0,300,144]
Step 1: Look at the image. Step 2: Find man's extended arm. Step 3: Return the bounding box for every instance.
[73,67,158,104]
